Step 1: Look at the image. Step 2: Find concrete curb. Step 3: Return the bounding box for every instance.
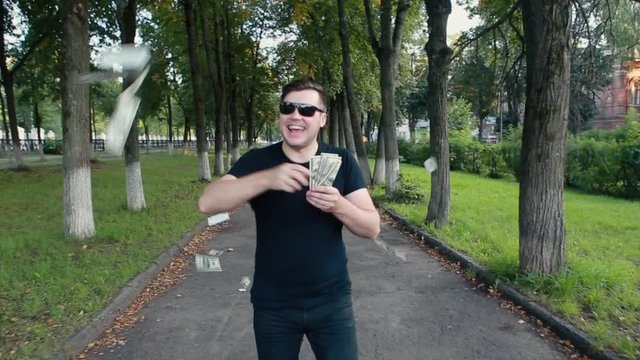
[50,219,209,360]
[379,204,622,360]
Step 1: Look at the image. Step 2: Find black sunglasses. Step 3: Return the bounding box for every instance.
[279,102,325,117]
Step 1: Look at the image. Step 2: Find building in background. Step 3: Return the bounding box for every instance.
[592,56,640,129]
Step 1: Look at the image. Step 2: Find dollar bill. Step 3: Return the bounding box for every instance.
[310,153,342,189]
[195,254,222,272]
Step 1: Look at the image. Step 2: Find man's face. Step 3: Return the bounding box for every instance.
[279,89,327,150]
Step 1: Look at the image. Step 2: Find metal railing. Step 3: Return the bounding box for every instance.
[0,139,203,153]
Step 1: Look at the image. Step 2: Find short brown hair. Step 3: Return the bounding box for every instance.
[280,79,327,111]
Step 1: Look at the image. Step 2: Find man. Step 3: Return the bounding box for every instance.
[198,79,380,360]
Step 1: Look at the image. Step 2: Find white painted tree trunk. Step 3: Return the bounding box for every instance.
[64,167,95,239]
[12,146,23,168]
[62,0,95,240]
[231,146,240,163]
[372,127,385,185]
[168,142,174,156]
[199,151,212,181]
[215,151,224,175]
[126,161,146,210]
[385,158,400,193]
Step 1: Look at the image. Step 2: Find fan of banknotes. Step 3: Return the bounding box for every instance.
[309,153,342,189]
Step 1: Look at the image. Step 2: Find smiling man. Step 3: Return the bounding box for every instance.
[198,79,380,360]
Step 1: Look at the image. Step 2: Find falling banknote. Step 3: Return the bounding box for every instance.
[309,153,342,189]
[195,253,222,272]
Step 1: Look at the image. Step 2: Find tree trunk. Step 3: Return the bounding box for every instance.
[212,2,227,175]
[372,123,385,185]
[329,97,339,146]
[519,0,570,275]
[184,0,211,181]
[340,92,356,155]
[425,0,452,228]
[379,53,400,194]
[338,97,346,149]
[1,90,9,157]
[62,0,95,240]
[90,96,97,154]
[338,0,371,185]
[364,110,375,141]
[167,94,174,155]
[182,111,191,154]
[199,0,222,173]
[144,122,150,154]
[223,1,240,164]
[364,0,409,195]
[0,1,24,169]
[34,101,45,160]
[116,0,147,210]
[245,31,262,147]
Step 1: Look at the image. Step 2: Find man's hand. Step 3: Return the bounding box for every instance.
[306,186,342,212]
[267,163,310,193]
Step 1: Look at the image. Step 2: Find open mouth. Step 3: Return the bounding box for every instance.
[287,125,305,134]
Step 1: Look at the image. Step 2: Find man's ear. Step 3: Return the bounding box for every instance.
[320,113,328,128]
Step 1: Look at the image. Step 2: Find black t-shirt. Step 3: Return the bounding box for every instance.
[228,141,366,308]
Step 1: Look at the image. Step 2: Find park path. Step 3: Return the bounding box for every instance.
[87,205,568,360]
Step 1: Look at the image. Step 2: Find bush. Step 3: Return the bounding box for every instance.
[565,124,640,198]
[397,139,413,163]
[497,126,523,181]
[388,179,425,204]
[365,141,377,158]
[482,145,509,178]
[43,140,63,155]
[449,132,484,174]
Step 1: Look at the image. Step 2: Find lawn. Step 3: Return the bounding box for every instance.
[1,154,638,359]
[0,153,209,359]
[372,163,640,359]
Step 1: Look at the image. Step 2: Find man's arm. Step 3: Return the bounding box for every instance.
[198,163,310,215]
[306,187,380,239]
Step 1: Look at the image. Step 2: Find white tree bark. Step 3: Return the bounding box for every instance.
[62,0,94,240]
[126,161,146,210]
[199,151,212,181]
[64,167,95,239]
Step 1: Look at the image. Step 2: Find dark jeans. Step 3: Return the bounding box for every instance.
[253,294,358,360]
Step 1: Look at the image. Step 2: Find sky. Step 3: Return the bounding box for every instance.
[448,1,481,35]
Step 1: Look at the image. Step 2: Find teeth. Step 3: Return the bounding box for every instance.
[288,125,304,131]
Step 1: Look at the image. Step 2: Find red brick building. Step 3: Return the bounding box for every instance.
[592,58,640,129]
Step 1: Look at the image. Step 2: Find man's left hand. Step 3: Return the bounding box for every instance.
[306,186,342,213]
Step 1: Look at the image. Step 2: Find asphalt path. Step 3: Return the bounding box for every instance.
[88,205,567,360]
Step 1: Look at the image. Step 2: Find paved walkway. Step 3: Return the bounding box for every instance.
[89,205,567,360]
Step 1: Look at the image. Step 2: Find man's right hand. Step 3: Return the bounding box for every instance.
[267,163,310,193]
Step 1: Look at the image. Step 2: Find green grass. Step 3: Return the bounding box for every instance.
[0,153,209,359]
[373,163,640,359]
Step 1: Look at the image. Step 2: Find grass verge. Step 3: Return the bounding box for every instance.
[0,153,208,359]
[373,163,639,359]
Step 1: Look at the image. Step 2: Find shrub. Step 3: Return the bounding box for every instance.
[449,131,484,174]
[388,179,425,204]
[43,140,63,155]
[497,126,523,181]
[566,125,640,198]
[482,145,509,178]
[365,141,377,157]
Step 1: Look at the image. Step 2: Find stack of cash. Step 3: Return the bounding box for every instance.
[310,153,342,189]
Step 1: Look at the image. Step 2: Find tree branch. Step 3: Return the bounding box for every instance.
[392,0,410,49]
[451,0,522,60]
[363,0,380,53]
[8,31,50,76]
